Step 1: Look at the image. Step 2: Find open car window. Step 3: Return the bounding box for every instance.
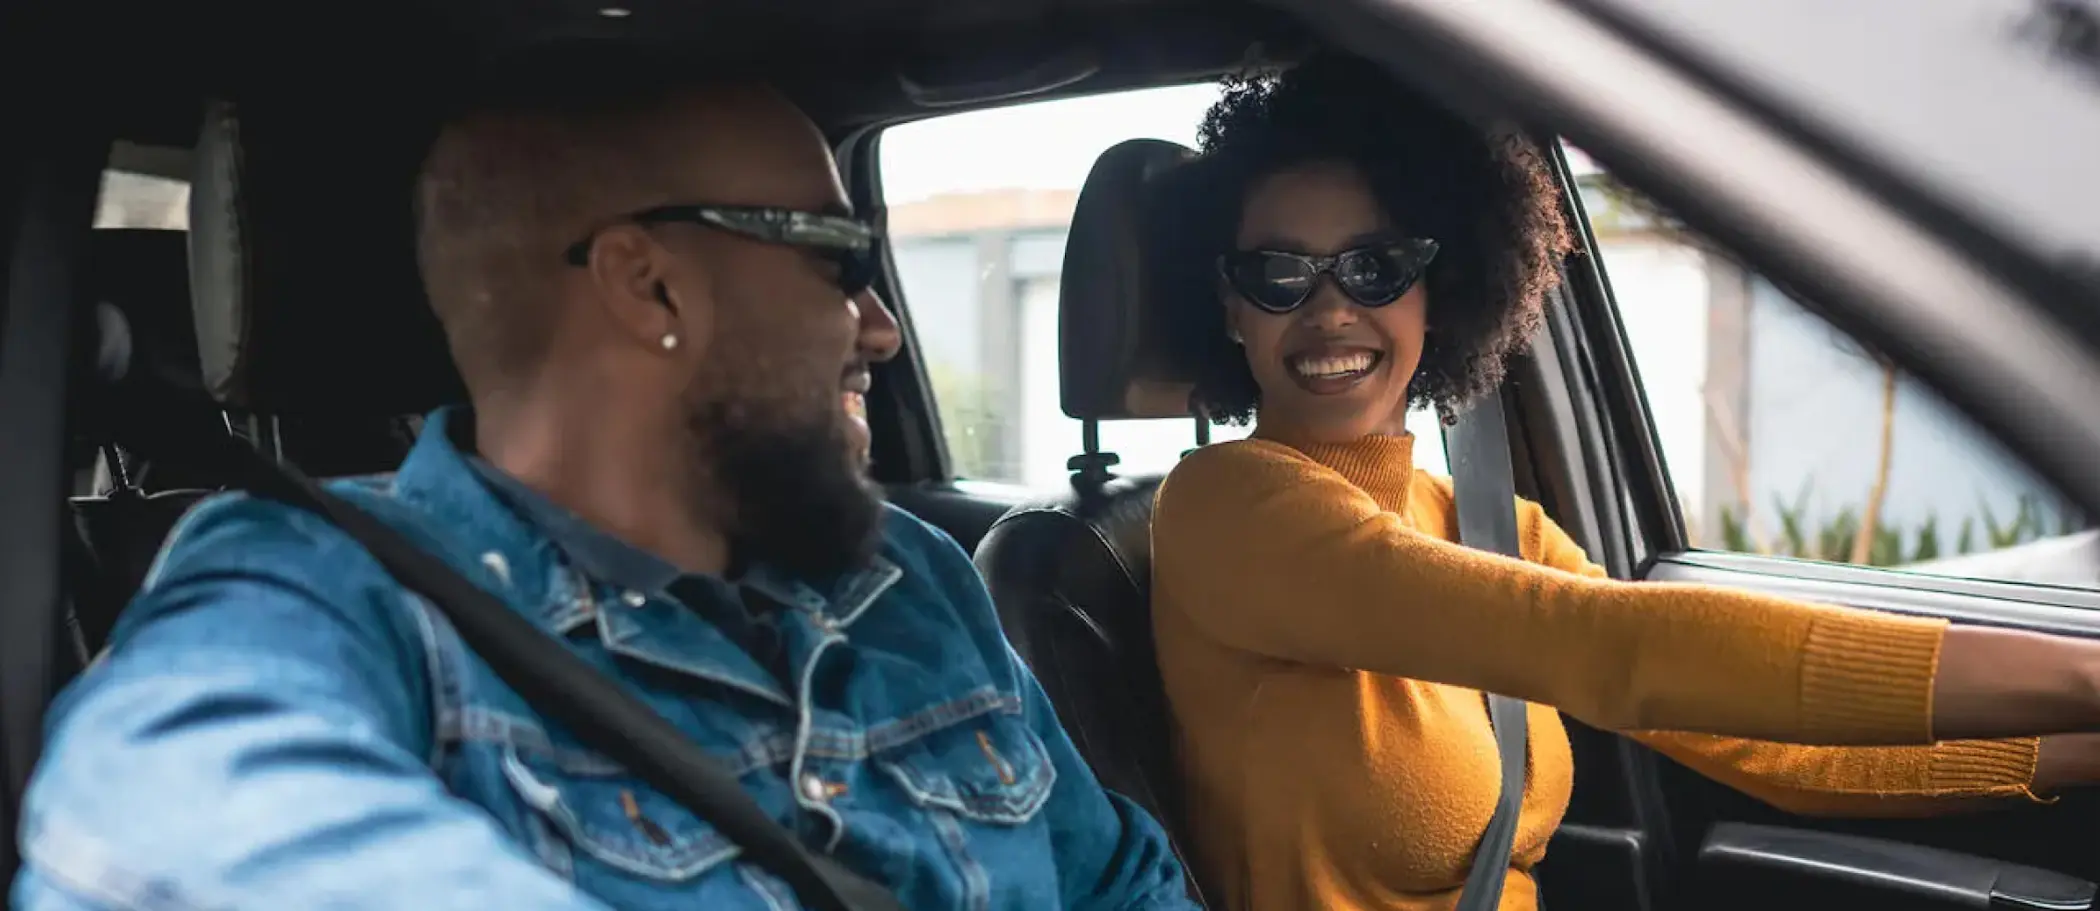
[95,171,187,230]
[878,85,1449,488]
[1566,143,2097,590]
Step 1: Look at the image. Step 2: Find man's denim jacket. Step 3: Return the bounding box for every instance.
[13,409,1196,910]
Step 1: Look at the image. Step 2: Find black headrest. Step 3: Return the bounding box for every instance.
[1058,139,1202,422]
[85,228,201,398]
[188,99,465,418]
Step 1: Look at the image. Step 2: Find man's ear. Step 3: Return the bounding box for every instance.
[583,225,686,353]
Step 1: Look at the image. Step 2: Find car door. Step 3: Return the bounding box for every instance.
[1520,142,2100,911]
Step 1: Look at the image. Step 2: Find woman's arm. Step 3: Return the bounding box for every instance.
[1628,730,2042,817]
[1151,440,2100,746]
[1522,502,2100,811]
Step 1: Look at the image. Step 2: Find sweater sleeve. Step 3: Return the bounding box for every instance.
[1626,730,2043,816]
[1150,440,1946,745]
[1513,502,2047,815]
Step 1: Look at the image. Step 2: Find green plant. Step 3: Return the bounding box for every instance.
[924,361,1004,480]
[1911,514,1941,563]
[1719,507,1752,554]
[1816,507,1858,563]
[1716,480,2073,569]
[1771,483,1813,559]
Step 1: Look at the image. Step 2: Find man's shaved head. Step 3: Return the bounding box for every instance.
[413,51,901,581]
[416,71,830,393]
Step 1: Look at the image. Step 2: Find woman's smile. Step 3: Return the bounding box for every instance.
[1284,345,1385,394]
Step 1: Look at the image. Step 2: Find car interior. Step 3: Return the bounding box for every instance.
[9,0,2100,908]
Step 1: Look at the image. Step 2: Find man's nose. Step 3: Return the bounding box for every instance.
[852,288,903,362]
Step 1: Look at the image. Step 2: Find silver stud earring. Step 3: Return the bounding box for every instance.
[660,333,679,351]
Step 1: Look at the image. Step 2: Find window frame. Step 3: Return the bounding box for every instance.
[837,123,955,487]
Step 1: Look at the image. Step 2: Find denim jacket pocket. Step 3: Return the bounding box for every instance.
[501,745,741,882]
[875,710,1057,825]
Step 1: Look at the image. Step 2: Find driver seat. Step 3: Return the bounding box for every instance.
[971,139,1210,886]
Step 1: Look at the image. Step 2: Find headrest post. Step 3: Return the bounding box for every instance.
[1066,418,1121,490]
[236,414,287,465]
[100,444,134,492]
[1182,405,1212,459]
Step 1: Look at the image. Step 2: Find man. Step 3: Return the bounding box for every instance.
[12,65,1197,910]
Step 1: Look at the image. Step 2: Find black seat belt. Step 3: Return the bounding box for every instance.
[134,414,903,911]
[1444,388,1531,911]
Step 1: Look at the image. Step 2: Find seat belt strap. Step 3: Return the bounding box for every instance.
[1445,388,1531,911]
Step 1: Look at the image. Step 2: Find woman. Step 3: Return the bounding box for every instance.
[1148,52,2100,911]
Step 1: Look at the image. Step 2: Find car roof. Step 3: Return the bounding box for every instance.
[100,0,1309,166]
[1585,0,2100,329]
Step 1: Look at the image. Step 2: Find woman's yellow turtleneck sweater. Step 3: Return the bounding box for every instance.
[1149,433,2044,911]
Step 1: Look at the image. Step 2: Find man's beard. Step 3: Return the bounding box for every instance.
[688,394,885,584]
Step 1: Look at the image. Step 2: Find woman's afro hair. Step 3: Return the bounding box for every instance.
[1155,51,1574,422]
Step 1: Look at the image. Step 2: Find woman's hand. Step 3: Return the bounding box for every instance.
[1933,626,2100,741]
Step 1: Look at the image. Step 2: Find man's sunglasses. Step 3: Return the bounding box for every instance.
[563,204,882,296]
[1218,238,1440,314]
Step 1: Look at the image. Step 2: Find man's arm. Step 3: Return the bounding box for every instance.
[11,494,610,911]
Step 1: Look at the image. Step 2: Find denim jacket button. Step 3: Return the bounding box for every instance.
[621,590,647,608]
[479,551,512,587]
[800,773,828,802]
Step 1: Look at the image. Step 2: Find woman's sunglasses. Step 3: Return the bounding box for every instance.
[564,204,881,296]
[1218,237,1440,314]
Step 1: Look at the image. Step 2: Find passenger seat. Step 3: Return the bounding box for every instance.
[65,95,445,672]
[972,140,1208,882]
[64,228,221,668]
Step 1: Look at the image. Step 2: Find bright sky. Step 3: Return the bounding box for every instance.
[880,83,1219,205]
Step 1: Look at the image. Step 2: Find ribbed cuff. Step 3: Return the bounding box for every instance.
[1797,609,1948,744]
[1929,737,2041,790]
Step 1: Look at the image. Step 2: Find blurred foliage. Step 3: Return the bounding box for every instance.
[926,361,1006,480]
[1718,482,2074,568]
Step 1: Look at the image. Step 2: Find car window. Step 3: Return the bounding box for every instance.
[879,85,1449,489]
[95,170,188,230]
[1566,143,2097,590]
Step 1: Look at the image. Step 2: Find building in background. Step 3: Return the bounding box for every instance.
[891,188,1080,487]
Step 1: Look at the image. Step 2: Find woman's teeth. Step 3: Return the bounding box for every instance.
[1290,351,1378,379]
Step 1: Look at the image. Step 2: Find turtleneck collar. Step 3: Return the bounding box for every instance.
[1253,426,1419,514]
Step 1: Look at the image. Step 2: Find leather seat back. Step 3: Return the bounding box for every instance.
[971,139,1205,870]
[977,475,1170,812]
[67,95,450,669]
[66,229,218,663]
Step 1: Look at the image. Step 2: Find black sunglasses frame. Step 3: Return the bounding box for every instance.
[563,204,883,296]
[1218,238,1441,314]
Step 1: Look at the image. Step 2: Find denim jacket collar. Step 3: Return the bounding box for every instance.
[385,407,903,704]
